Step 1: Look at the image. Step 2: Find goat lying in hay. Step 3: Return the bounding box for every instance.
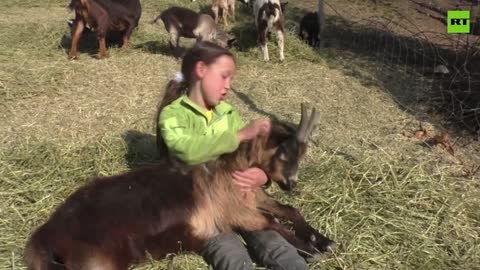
[68,0,142,59]
[152,6,235,56]
[24,104,336,270]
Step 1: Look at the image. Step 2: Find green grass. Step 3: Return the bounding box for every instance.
[0,0,479,269]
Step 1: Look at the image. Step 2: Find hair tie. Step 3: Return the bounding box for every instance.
[174,71,184,83]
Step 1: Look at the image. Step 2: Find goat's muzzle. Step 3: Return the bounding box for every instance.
[277,178,297,192]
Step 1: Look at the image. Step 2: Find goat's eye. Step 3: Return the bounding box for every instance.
[278,153,289,162]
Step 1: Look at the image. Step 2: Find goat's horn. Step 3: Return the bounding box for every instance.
[304,108,320,141]
[297,103,310,142]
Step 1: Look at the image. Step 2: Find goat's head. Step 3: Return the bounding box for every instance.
[213,28,236,49]
[255,104,320,192]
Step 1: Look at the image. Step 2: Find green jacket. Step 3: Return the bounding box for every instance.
[158,95,245,165]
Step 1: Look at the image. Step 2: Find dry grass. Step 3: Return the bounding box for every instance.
[0,0,479,269]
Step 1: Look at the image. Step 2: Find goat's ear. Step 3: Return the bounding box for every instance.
[67,19,74,28]
[280,2,288,12]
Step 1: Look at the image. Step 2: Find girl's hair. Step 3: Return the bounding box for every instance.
[156,41,235,158]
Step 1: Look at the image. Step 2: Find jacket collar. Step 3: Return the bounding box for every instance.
[180,95,234,118]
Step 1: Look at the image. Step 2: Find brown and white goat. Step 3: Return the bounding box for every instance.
[153,6,234,55]
[253,0,288,61]
[24,104,335,270]
[68,0,142,59]
[212,0,236,27]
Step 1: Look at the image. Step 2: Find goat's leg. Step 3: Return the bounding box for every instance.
[64,244,129,270]
[68,13,85,60]
[257,22,269,61]
[212,6,219,24]
[229,4,236,22]
[168,27,180,57]
[262,219,324,259]
[255,191,336,253]
[221,2,229,27]
[98,33,108,59]
[232,208,319,257]
[275,29,285,61]
[121,23,135,49]
[94,14,109,59]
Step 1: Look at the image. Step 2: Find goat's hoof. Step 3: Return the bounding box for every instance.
[299,237,336,263]
[298,225,336,253]
[68,54,78,60]
[309,233,336,253]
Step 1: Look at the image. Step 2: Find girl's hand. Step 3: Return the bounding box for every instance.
[237,119,271,142]
[232,167,269,193]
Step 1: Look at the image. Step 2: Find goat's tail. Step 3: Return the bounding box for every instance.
[151,13,162,24]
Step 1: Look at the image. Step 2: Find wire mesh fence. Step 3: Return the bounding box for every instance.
[310,0,480,135]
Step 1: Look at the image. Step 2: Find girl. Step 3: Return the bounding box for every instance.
[156,41,308,270]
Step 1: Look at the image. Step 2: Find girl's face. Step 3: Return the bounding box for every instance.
[196,55,236,109]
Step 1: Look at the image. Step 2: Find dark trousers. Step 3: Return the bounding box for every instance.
[201,230,308,270]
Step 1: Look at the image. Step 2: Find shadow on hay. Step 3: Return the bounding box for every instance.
[285,3,480,136]
[230,87,281,121]
[59,26,125,58]
[133,40,186,58]
[122,130,162,169]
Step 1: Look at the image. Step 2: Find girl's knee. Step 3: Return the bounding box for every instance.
[243,230,308,270]
[201,233,254,270]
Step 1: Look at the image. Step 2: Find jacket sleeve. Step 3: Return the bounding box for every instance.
[159,107,245,165]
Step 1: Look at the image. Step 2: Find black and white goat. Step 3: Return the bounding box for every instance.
[253,0,288,61]
[152,7,234,55]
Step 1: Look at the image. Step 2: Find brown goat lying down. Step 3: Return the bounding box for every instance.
[25,105,335,270]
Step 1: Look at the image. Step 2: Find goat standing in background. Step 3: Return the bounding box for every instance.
[253,0,288,61]
[24,104,335,270]
[212,0,237,27]
[152,7,234,56]
[299,12,320,47]
[68,0,142,59]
